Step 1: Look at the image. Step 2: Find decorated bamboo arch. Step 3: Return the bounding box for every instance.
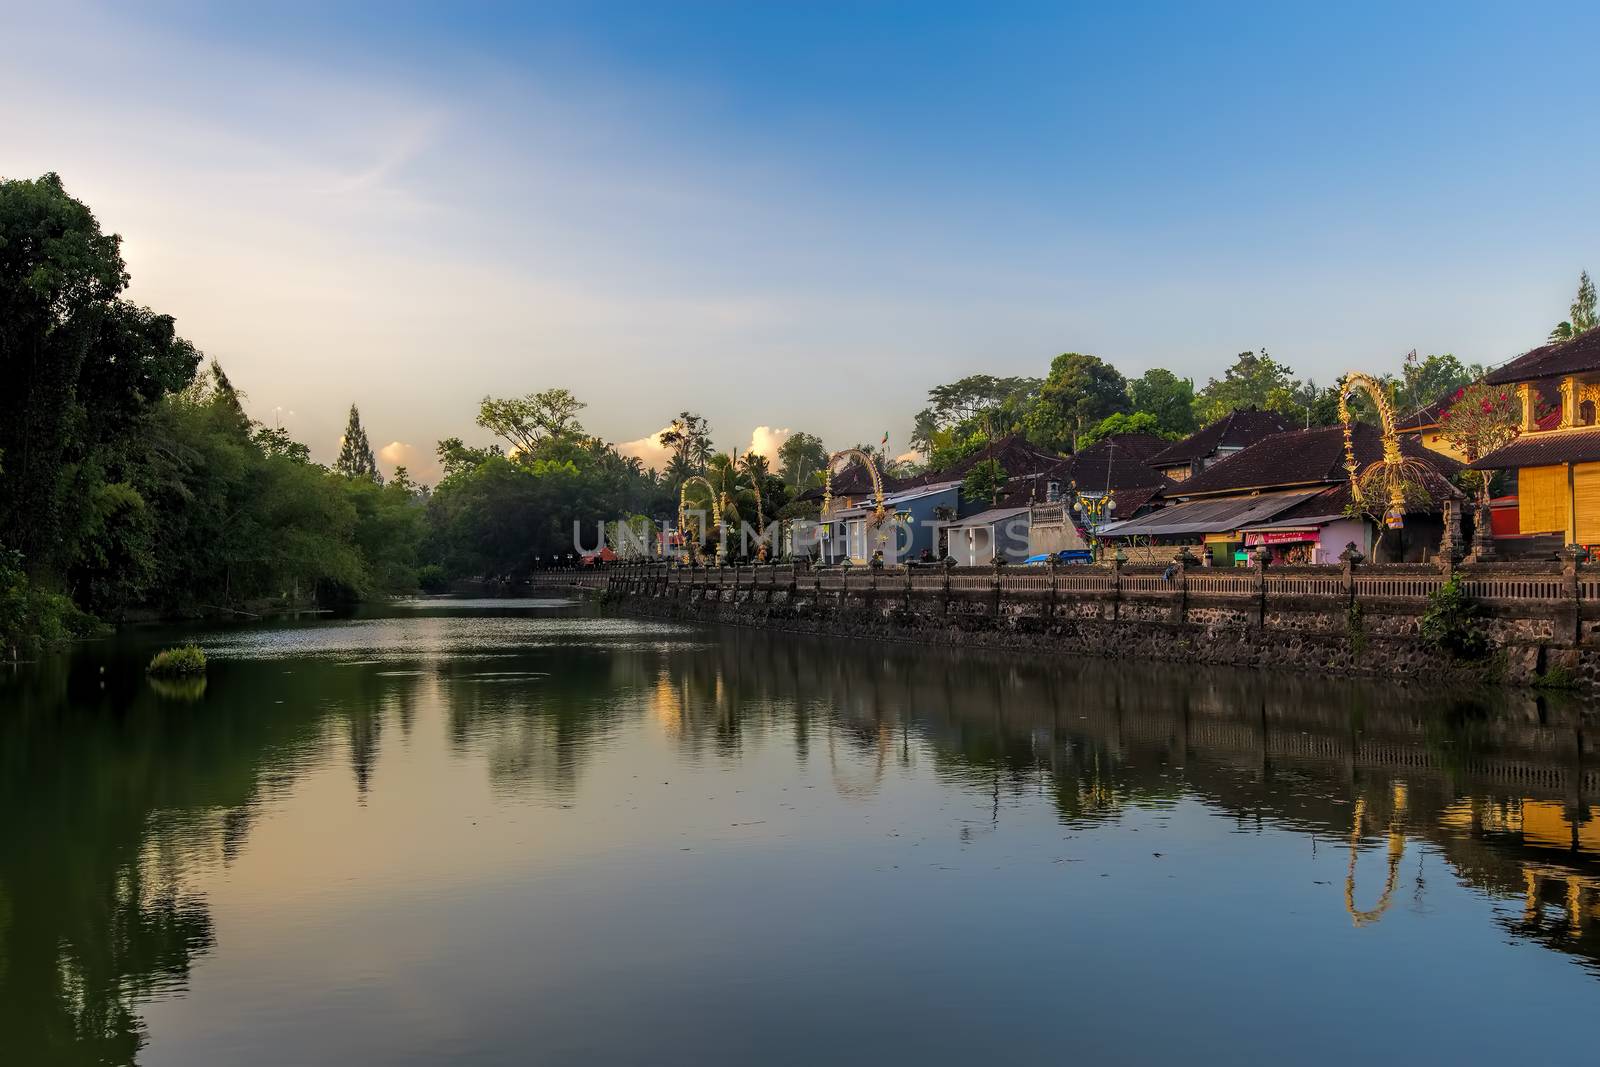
[1339,371,1412,530]
[820,448,888,525]
[677,475,721,561]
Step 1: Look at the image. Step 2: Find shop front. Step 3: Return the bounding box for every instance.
[1237,516,1369,564]
[1242,528,1319,565]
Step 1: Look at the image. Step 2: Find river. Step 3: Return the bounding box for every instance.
[2,598,1597,1064]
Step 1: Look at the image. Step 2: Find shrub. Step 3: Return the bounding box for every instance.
[1420,574,1488,658]
[417,564,450,593]
[148,644,207,676]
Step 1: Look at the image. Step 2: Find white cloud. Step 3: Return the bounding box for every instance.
[746,426,791,462]
[617,425,675,472]
[378,440,424,477]
[618,424,792,473]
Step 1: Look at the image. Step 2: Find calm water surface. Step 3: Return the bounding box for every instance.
[4,599,1599,1065]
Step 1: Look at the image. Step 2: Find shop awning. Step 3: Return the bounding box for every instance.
[1097,490,1320,538]
[1236,513,1346,533]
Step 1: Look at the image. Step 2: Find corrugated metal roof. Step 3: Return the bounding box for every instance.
[940,505,1031,529]
[1098,490,1320,537]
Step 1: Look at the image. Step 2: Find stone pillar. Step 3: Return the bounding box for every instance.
[991,560,1004,617]
[1559,545,1582,648]
[1437,497,1463,569]
[1466,499,1497,563]
[1171,551,1189,625]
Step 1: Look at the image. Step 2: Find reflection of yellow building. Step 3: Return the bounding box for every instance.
[1439,798,1600,938]
[1439,798,1600,852]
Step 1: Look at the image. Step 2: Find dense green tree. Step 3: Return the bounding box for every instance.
[1549,270,1597,343]
[658,412,713,482]
[1076,411,1174,450]
[1023,353,1128,451]
[961,458,1008,507]
[777,431,829,487]
[477,388,587,456]
[911,374,1040,452]
[1193,349,1300,424]
[1394,351,1482,413]
[0,174,199,577]
[436,436,503,477]
[925,427,990,472]
[334,404,380,482]
[1127,368,1197,437]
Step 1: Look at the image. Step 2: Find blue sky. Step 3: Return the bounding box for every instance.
[3,1,1597,476]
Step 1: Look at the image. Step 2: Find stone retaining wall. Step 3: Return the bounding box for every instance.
[556,561,1600,690]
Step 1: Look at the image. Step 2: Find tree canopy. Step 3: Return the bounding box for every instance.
[1023,353,1129,451]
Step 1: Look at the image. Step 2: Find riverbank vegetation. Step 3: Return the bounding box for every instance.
[3,172,1590,654]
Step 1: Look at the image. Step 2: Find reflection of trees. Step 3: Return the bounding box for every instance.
[650,629,1600,974]
[0,645,435,1063]
[441,650,628,799]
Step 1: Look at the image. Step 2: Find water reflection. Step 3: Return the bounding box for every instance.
[2,605,1598,1063]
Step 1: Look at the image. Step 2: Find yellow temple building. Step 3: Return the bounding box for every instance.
[1473,330,1600,546]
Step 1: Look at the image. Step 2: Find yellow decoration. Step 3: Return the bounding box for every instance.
[1338,371,1412,529]
[1345,782,1408,927]
[822,448,887,528]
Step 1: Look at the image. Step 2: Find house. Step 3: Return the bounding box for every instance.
[1098,423,1464,565]
[817,481,962,564]
[1052,433,1173,540]
[1470,330,1600,550]
[939,505,1032,565]
[1145,408,1295,483]
[899,434,1075,509]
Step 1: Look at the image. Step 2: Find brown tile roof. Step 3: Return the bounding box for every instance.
[1145,408,1296,467]
[1484,329,1600,386]
[1060,433,1173,492]
[1110,485,1165,517]
[1394,395,1450,432]
[905,433,1068,488]
[1173,422,1464,497]
[1469,428,1600,470]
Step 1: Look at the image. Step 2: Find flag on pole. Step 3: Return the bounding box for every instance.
[880,430,889,449]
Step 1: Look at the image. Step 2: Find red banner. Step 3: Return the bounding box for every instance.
[1244,530,1317,546]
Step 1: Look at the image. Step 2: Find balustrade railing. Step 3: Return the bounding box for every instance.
[533,560,1600,618]
[1462,575,1564,600]
[1264,573,1345,598]
[1184,573,1258,596]
[1353,574,1443,599]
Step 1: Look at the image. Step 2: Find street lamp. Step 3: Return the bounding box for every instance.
[1072,491,1117,561]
